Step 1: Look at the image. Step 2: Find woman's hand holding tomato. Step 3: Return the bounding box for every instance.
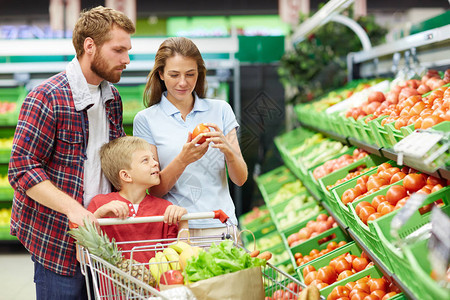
[201,123,235,156]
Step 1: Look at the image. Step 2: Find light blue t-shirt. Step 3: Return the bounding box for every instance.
[133,92,239,228]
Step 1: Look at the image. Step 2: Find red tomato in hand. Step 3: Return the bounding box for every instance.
[192,123,210,144]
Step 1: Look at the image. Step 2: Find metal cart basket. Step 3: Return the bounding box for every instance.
[75,210,308,299]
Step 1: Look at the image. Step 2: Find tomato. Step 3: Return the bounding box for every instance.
[338,241,347,247]
[317,266,337,285]
[302,265,316,278]
[316,282,329,290]
[272,289,285,299]
[427,176,444,186]
[389,172,406,184]
[327,241,338,251]
[335,259,352,274]
[287,282,300,293]
[369,278,388,293]
[370,290,386,299]
[355,201,373,215]
[359,205,376,225]
[345,281,357,291]
[159,269,184,285]
[337,270,354,281]
[363,295,379,300]
[355,183,368,195]
[381,292,397,299]
[379,203,395,216]
[367,176,389,191]
[403,173,426,192]
[352,257,370,272]
[357,175,370,185]
[192,123,210,144]
[329,286,350,300]
[349,290,369,300]
[342,188,361,205]
[304,271,318,285]
[367,212,381,222]
[432,184,444,193]
[371,195,386,210]
[386,185,407,205]
[377,163,392,173]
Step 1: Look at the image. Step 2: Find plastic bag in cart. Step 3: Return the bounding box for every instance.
[154,286,197,300]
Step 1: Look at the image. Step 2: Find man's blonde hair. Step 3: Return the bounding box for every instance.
[72,6,135,57]
[100,136,151,190]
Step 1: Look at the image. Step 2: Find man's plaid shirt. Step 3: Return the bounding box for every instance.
[8,71,125,276]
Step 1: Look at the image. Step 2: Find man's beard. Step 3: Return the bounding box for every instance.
[91,50,124,83]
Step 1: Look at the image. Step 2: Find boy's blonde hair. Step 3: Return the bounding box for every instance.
[72,6,135,57]
[100,136,151,190]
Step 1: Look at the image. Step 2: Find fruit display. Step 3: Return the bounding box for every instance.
[312,149,368,179]
[286,213,338,248]
[0,101,17,115]
[326,274,401,300]
[301,248,373,290]
[269,179,307,206]
[278,202,321,231]
[294,241,348,267]
[344,69,449,122]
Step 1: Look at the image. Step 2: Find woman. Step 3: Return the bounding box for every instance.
[133,37,247,236]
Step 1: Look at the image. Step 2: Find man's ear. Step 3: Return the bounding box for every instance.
[119,169,132,183]
[84,37,95,55]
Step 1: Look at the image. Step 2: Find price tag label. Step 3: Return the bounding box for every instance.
[390,192,427,240]
[394,130,443,159]
[428,206,450,284]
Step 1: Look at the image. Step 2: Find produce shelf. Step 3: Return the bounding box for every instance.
[300,122,450,181]
[347,228,418,300]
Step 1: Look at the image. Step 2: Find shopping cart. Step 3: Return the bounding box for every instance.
[75,210,310,299]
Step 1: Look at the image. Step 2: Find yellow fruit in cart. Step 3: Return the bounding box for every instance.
[163,247,180,270]
[179,246,202,271]
[169,241,192,254]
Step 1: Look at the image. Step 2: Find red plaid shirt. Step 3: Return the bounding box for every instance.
[8,71,125,276]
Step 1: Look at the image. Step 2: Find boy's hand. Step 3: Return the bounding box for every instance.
[94,200,130,219]
[164,205,187,226]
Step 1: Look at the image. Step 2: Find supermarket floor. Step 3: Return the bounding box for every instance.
[0,243,35,300]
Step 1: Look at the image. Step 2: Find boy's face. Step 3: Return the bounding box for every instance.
[128,148,160,187]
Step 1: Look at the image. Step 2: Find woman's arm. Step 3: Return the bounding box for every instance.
[205,124,248,186]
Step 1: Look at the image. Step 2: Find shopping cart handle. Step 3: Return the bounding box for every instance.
[96,211,230,226]
[214,209,229,223]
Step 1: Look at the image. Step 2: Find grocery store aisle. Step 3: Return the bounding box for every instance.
[0,244,35,300]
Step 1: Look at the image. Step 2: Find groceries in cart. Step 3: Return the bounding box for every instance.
[69,210,316,299]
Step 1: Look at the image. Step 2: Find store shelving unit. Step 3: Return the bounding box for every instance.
[0,34,242,242]
[275,5,450,299]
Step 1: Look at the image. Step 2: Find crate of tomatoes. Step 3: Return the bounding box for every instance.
[324,265,405,300]
[348,169,449,271]
[297,242,376,293]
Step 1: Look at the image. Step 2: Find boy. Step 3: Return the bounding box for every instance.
[88,136,188,263]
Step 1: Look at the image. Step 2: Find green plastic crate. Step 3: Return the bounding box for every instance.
[319,265,406,300]
[404,238,450,300]
[290,226,350,268]
[271,197,320,232]
[116,85,146,124]
[318,155,385,206]
[368,115,391,148]
[332,160,399,228]
[0,86,26,126]
[239,205,272,232]
[241,220,277,248]
[373,204,450,299]
[349,183,450,273]
[296,241,375,293]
